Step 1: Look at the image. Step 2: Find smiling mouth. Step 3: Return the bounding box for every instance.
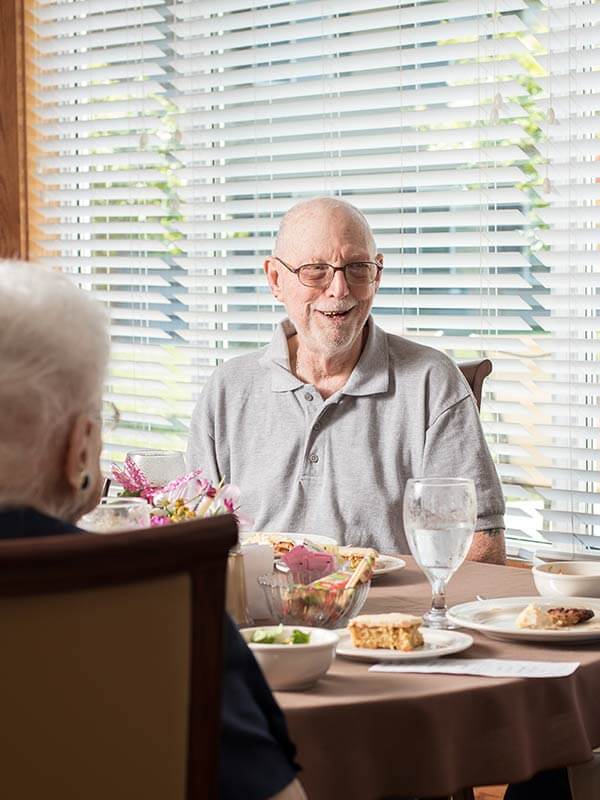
[317,308,354,318]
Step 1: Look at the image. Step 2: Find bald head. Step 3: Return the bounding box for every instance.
[274,197,376,261]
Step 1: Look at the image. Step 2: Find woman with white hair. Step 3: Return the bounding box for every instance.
[0,260,305,800]
[0,260,108,533]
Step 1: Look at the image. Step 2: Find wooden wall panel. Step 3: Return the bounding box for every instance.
[0,0,28,260]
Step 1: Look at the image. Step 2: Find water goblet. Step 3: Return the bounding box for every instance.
[403,477,476,629]
[127,450,186,487]
[79,497,151,533]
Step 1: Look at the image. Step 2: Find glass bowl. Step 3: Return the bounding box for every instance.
[258,570,370,629]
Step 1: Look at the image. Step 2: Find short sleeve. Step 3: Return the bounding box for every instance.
[422,395,505,531]
[185,381,223,484]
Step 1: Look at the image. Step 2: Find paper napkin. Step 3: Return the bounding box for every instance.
[369,658,579,678]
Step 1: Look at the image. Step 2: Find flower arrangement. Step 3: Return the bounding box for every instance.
[110,456,245,527]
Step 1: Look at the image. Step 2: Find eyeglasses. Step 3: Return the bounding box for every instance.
[274,256,382,289]
[101,400,121,432]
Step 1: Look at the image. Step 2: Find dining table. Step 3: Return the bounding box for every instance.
[275,557,600,800]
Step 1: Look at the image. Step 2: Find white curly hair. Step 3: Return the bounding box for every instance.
[0,260,109,514]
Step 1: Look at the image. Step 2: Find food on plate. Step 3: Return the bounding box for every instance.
[244,533,297,557]
[547,607,595,627]
[347,612,424,651]
[244,532,339,559]
[249,624,311,645]
[516,602,594,629]
[516,603,554,630]
[339,546,380,570]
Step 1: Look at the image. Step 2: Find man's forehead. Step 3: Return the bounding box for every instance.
[278,204,373,259]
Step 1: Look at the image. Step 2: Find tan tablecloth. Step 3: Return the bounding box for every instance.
[277,559,600,800]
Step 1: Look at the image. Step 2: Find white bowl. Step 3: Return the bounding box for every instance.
[533,561,600,598]
[241,625,338,691]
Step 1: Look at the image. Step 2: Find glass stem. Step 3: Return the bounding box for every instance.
[430,579,447,615]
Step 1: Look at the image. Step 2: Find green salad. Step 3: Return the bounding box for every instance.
[250,624,310,645]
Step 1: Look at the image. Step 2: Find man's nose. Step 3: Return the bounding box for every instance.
[327,267,350,298]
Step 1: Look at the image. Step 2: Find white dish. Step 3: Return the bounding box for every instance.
[533,549,600,567]
[241,625,339,690]
[447,596,600,643]
[373,555,406,577]
[336,628,473,662]
[241,531,337,551]
[533,562,600,599]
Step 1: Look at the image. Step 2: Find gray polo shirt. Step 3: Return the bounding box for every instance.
[186,317,505,554]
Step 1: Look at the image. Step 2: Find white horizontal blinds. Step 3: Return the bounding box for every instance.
[522,0,600,553]
[26,0,600,555]
[170,0,531,336]
[28,0,190,460]
[170,0,539,546]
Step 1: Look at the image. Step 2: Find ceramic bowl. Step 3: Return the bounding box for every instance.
[532,549,600,567]
[533,561,600,598]
[241,625,339,691]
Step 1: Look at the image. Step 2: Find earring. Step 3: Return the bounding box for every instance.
[80,472,90,491]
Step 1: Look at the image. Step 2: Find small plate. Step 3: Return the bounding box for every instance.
[447,596,600,643]
[336,628,473,662]
[241,531,337,550]
[373,555,406,578]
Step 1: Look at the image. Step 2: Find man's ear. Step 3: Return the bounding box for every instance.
[64,413,97,492]
[264,256,283,300]
[374,253,384,291]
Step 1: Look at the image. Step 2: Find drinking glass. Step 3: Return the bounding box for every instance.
[403,478,476,629]
[127,450,186,487]
[79,497,151,533]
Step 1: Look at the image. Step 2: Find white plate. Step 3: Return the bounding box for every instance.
[241,531,337,550]
[336,628,473,662]
[447,596,600,643]
[373,555,406,577]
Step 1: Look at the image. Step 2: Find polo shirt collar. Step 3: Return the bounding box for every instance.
[258,316,389,396]
[258,319,305,392]
[341,316,389,397]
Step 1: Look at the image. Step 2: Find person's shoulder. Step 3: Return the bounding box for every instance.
[383,330,473,421]
[385,332,462,381]
[204,346,268,388]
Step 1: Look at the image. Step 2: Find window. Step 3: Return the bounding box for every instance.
[26,0,600,555]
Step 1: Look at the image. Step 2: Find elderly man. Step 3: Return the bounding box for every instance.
[187,197,506,563]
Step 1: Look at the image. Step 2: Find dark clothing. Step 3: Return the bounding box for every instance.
[504,768,572,800]
[0,506,80,538]
[221,615,299,800]
[0,507,299,800]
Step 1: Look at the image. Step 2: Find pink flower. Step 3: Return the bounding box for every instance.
[111,457,154,497]
[152,470,209,506]
[110,457,249,526]
[150,515,172,526]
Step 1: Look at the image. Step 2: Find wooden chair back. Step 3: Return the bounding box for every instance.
[458,359,492,411]
[0,515,237,800]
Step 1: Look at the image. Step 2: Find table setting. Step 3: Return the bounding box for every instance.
[232,477,600,800]
[81,457,600,797]
[272,558,600,800]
